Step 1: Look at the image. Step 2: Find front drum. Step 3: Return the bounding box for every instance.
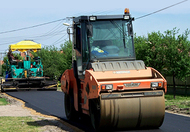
[98,90,165,129]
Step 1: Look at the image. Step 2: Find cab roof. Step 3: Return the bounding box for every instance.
[73,14,131,23]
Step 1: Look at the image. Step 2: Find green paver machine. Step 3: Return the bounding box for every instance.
[0,40,57,92]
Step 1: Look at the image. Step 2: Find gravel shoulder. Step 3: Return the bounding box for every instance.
[0,92,81,132]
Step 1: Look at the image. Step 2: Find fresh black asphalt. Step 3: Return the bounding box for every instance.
[6,91,190,132]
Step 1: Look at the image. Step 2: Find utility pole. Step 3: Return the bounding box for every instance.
[63,21,75,62]
[67,28,71,42]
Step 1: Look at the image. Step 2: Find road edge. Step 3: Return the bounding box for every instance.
[3,92,84,132]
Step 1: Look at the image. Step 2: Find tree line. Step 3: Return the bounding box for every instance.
[2,28,190,98]
[134,28,190,98]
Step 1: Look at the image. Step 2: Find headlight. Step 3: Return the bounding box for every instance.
[101,84,113,90]
[89,16,96,21]
[151,82,162,88]
[124,15,130,19]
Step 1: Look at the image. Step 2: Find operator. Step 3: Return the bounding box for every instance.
[7,50,22,64]
[8,50,16,64]
[90,40,109,57]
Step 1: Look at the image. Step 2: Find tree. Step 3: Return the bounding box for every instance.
[134,28,190,99]
[163,28,190,99]
[134,35,151,65]
[134,31,166,72]
[60,41,72,71]
[32,41,72,80]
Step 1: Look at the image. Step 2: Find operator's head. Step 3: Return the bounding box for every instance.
[8,49,12,53]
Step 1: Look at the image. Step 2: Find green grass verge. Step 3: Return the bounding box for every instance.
[165,94,190,109]
[0,117,40,132]
[57,87,61,91]
[0,97,9,106]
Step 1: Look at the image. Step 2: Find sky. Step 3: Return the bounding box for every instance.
[0,0,190,54]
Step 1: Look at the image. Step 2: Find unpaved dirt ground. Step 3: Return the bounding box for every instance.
[0,93,81,132]
[165,105,190,116]
[165,99,190,116]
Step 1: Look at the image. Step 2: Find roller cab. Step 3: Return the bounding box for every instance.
[61,8,167,130]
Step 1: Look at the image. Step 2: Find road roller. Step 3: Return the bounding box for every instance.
[61,8,167,130]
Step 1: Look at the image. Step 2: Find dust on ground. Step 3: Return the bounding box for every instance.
[0,93,79,132]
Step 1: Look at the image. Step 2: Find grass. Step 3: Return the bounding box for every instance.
[56,81,62,91]
[57,87,61,91]
[0,97,9,105]
[0,96,46,132]
[0,117,40,132]
[165,94,190,109]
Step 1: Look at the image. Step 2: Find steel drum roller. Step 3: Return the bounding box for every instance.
[98,90,165,129]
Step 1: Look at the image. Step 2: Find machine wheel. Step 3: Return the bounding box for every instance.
[89,99,101,130]
[64,93,77,121]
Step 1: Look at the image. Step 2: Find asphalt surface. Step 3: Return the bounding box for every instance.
[6,90,190,132]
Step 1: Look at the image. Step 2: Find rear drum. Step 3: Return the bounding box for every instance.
[64,93,78,121]
[89,99,101,130]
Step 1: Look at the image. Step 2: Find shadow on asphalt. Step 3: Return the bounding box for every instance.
[24,101,95,132]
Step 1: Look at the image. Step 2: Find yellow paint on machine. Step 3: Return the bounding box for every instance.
[3,88,17,90]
